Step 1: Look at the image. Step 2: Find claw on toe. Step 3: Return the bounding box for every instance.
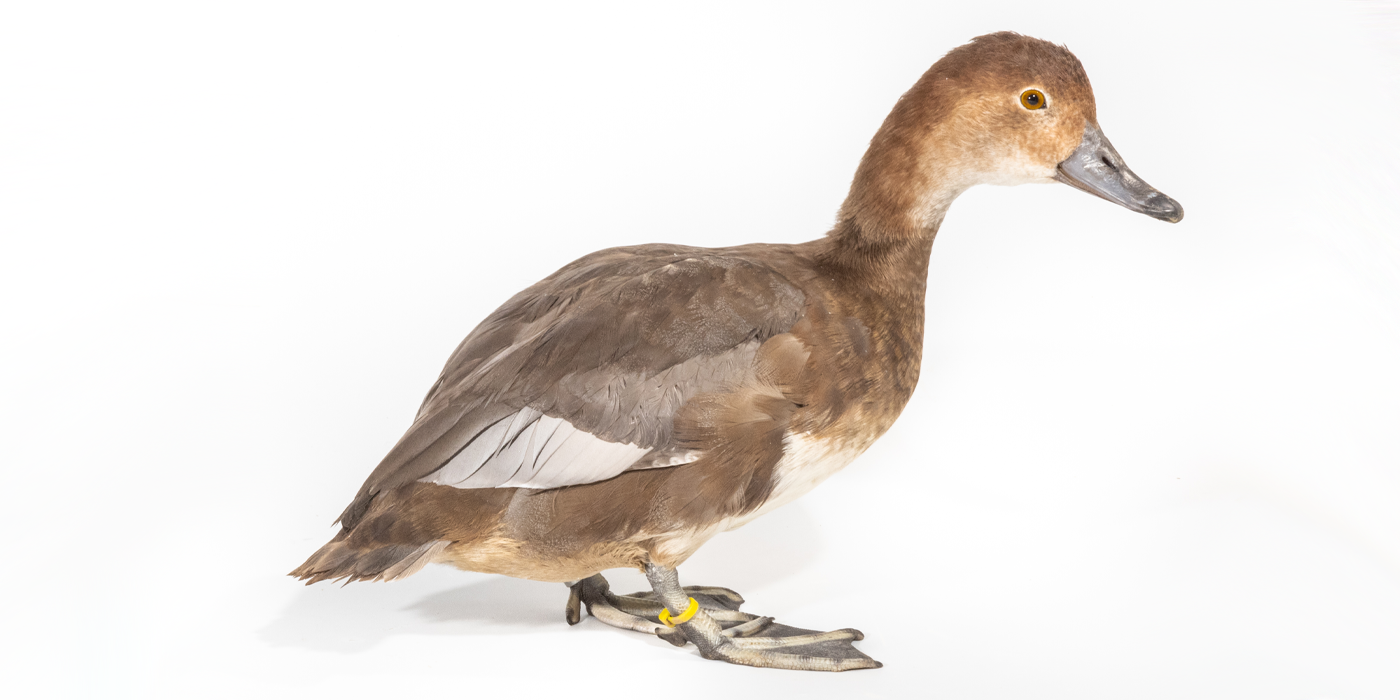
[565,586,582,626]
[707,642,883,672]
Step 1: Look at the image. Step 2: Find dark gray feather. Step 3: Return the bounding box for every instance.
[337,245,805,528]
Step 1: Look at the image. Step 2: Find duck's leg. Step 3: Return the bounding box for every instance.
[643,563,882,672]
[567,574,764,635]
[569,573,771,647]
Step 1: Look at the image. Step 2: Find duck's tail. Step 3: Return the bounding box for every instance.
[289,532,450,585]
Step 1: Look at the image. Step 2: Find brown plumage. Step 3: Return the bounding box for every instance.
[291,31,1179,630]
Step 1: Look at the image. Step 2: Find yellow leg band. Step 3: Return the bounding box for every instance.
[658,597,700,627]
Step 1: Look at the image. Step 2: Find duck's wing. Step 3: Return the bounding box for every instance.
[336,245,806,528]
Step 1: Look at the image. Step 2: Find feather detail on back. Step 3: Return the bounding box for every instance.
[418,339,771,490]
[335,246,806,529]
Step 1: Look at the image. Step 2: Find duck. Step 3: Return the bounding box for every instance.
[291,31,1183,672]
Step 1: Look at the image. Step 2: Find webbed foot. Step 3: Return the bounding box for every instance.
[564,570,880,671]
[567,573,687,646]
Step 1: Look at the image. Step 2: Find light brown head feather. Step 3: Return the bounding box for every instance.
[836,32,1098,246]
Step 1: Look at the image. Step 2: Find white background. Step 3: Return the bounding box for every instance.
[2,1,1398,698]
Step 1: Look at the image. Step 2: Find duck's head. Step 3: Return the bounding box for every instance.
[843,32,1182,237]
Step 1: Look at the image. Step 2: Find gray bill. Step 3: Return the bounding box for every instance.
[1054,122,1183,223]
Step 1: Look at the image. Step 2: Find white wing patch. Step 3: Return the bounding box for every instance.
[419,408,693,490]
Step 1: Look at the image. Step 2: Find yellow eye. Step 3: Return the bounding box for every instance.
[1020,89,1046,110]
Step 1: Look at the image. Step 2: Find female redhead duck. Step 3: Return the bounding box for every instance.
[292,31,1182,671]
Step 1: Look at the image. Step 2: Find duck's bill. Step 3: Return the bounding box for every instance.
[1054,122,1183,223]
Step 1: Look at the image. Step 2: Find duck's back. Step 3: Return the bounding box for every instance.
[294,241,895,581]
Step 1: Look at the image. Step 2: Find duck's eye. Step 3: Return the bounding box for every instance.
[1020,89,1046,110]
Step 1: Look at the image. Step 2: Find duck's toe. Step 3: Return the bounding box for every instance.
[703,637,882,672]
[638,564,882,672]
[699,620,880,671]
[571,568,881,671]
[567,574,688,646]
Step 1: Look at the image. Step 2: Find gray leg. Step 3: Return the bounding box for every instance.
[612,592,758,623]
[565,574,766,646]
[643,563,882,672]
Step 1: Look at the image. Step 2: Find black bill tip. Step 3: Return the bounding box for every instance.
[1142,191,1184,223]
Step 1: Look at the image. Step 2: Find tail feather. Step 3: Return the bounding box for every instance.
[290,537,449,585]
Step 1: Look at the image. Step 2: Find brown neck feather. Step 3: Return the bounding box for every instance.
[817,218,940,302]
[817,67,968,300]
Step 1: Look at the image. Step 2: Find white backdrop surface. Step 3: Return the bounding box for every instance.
[2,1,1398,698]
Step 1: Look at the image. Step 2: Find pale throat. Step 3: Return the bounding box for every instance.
[864,137,987,236]
[901,114,1063,226]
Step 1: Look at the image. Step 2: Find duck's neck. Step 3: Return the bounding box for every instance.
[817,68,973,301]
[816,145,967,303]
[817,216,943,303]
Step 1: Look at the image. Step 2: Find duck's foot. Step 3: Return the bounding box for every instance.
[564,569,880,671]
[566,573,687,646]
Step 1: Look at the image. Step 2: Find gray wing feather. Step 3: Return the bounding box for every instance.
[337,245,805,528]
[419,408,654,490]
